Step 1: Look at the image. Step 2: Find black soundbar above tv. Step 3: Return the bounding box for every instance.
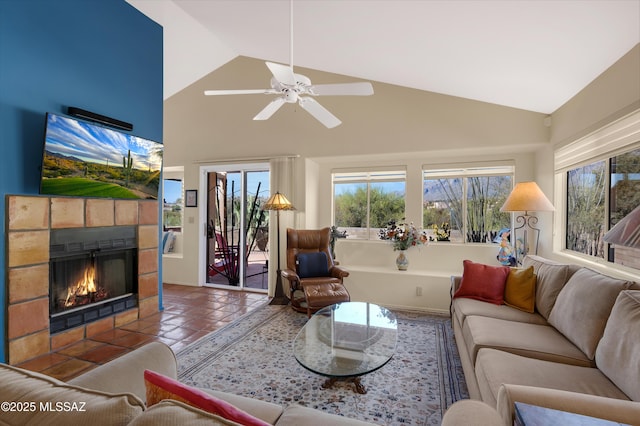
[67,107,133,131]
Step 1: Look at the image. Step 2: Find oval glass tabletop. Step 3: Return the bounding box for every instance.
[293,302,397,382]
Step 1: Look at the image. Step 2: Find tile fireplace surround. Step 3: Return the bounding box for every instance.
[5,195,160,365]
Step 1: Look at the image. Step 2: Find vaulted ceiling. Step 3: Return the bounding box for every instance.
[129,0,639,114]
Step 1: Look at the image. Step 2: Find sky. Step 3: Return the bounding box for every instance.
[44,113,163,172]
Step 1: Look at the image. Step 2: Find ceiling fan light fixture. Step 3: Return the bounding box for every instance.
[203,2,373,128]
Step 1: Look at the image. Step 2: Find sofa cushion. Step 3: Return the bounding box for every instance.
[548,268,632,360]
[453,260,510,305]
[452,297,548,329]
[504,266,536,313]
[462,315,593,367]
[144,370,270,426]
[522,255,576,320]
[0,363,144,426]
[129,400,242,426]
[595,290,640,401]
[474,348,630,407]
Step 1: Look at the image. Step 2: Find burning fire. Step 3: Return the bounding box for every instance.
[65,264,98,308]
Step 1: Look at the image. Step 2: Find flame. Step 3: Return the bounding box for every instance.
[65,264,97,307]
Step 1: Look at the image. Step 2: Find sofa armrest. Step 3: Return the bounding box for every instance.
[441,400,502,426]
[497,384,640,426]
[68,341,177,403]
[450,276,462,316]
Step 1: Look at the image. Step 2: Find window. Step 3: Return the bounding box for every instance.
[423,165,513,243]
[163,168,184,232]
[555,110,640,271]
[565,148,640,267]
[333,170,406,239]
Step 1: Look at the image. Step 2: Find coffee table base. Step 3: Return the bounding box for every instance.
[322,377,367,394]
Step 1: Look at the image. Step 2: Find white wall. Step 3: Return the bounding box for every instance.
[161,45,639,293]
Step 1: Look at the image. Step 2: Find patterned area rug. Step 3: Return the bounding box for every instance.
[177,305,468,425]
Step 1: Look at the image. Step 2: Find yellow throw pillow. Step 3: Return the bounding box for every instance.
[504,266,536,313]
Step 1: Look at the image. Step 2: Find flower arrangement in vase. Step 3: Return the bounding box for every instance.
[379,220,428,270]
[430,222,451,241]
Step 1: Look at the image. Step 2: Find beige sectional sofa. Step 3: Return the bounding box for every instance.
[0,341,376,426]
[450,255,640,425]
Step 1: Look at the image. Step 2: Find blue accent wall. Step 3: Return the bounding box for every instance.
[0,0,163,363]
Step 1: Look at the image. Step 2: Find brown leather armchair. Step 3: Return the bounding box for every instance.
[281,227,350,317]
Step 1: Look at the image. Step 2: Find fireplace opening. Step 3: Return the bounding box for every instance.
[49,226,138,334]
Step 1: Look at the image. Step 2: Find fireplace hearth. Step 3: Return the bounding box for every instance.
[49,226,138,333]
[6,196,160,365]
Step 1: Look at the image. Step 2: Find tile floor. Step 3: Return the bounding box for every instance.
[16,284,269,382]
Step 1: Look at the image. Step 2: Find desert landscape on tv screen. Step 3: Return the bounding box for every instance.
[41,113,163,199]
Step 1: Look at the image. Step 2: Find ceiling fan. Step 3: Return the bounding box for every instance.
[203,1,374,129]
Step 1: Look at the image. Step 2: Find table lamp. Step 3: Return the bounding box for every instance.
[500,181,555,263]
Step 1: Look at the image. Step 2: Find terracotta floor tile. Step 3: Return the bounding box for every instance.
[183,317,221,330]
[112,332,154,349]
[19,285,268,379]
[16,353,71,372]
[78,344,130,364]
[119,319,158,332]
[56,340,105,357]
[41,358,95,381]
[139,322,179,335]
[161,326,202,341]
[91,328,138,343]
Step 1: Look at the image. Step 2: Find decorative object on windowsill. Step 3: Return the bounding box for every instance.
[430,222,451,241]
[603,204,640,249]
[379,220,428,270]
[496,228,517,266]
[329,226,348,260]
[262,191,296,305]
[500,181,555,265]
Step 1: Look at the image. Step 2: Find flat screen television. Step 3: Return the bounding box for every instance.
[40,112,163,199]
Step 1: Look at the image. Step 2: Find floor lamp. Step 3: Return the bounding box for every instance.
[262,191,295,305]
[500,182,555,264]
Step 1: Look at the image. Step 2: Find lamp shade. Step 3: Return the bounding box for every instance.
[500,182,555,213]
[603,205,640,249]
[262,191,295,211]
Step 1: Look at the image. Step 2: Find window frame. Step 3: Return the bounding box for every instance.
[554,109,640,271]
[332,168,407,240]
[163,166,185,233]
[422,163,515,244]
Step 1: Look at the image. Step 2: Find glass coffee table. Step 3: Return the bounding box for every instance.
[293,301,397,394]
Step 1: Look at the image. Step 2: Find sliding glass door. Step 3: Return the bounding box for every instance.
[204,165,270,291]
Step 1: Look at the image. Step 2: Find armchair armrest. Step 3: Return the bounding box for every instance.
[497,384,640,426]
[330,265,350,279]
[281,268,300,283]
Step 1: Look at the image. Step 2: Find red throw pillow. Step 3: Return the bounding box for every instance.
[454,260,510,305]
[144,370,270,426]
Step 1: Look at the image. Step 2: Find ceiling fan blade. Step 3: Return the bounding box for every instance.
[266,61,297,86]
[310,82,374,96]
[204,89,277,96]
[298,97,341,129]
[253,97,286,121]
